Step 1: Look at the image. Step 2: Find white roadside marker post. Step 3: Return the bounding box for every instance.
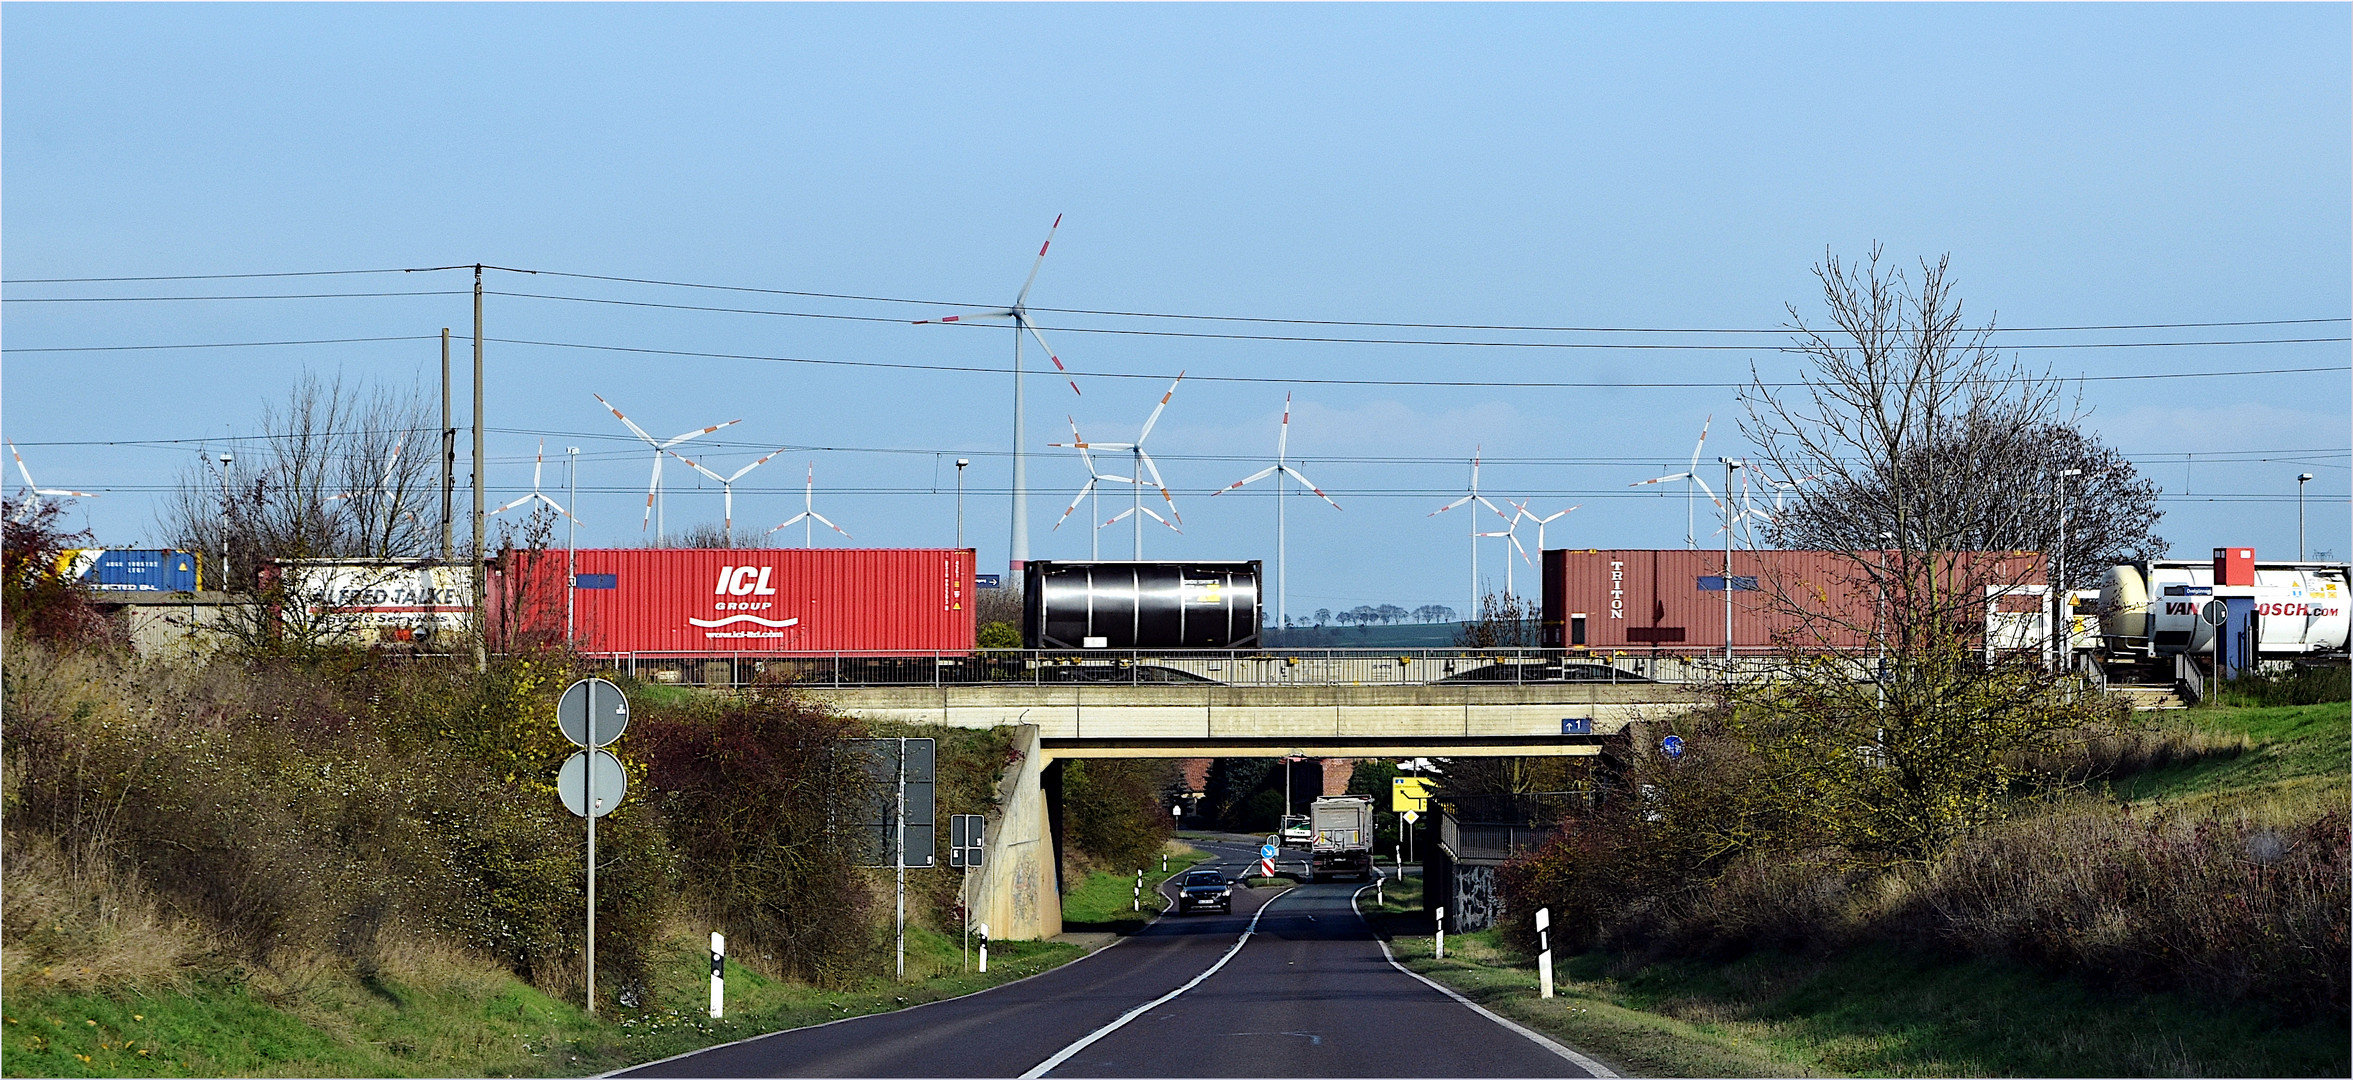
[710,932,725,1018]
[1436,905,1446,960]
[1134,869,1142,912]
[977,923,989,973]
[1537,907,1553,999]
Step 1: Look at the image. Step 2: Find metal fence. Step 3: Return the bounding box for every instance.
[599,646,1829,689]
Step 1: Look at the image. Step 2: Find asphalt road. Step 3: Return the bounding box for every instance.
[619,838,1606,1078]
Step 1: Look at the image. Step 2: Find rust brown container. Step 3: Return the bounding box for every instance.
[1540,548,2045,652]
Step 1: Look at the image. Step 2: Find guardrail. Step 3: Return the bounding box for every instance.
[598,647,1827,689]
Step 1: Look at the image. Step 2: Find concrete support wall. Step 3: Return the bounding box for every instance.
[967,725,1063,942]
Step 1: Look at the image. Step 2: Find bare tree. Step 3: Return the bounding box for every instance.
[162,373,438,591]
[1724,246,2126,862]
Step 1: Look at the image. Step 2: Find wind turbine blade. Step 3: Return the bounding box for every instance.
[1013,213,1062,308]
[767,513,811,534]
[1691,476,1719,503]
[1630,472,1692,488]
[595,394,658,445]
[662,418,742,449]
[1213,465,1281,495]
[37,488,98,499]
[1103,506,1137,527]
[727,448,788,484]
[1137,505,1181,534]
[1280,466,1341,509]
[539,494,580,523]
[383,440,407,489]
[1476,496,1504,518]
[1053,478,1100,530]
[1023,321,1083,396]
[492,494,535,515]
[1429,495,1474,516]
[8,441,36,489]
[1276,394,1293,460]
[1137,449,1179,523]
[1687,414,1713,471]
[914,307,1015,325]
[811,512,851,538]
[667,449,726,484]
[1508,532,1532,565]
[1136,371,1186,444]
[643,454,661,531]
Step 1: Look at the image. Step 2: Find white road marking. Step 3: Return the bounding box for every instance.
[1351,883,1621,1079]
[1021,867,1296,1078]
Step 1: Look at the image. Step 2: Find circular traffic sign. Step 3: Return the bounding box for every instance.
[2200,599,2228,627]
[557,749,628,818]
[558,677,629,747]
[1661,734,1686,759]
[1260,842,1279,860]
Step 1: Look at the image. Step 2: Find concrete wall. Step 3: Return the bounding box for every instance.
[966,725,1062,942]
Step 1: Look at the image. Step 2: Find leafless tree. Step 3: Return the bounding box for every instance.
[162,373,439,591]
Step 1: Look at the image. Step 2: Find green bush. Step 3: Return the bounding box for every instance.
[1059,759,1177,878]
[976,620,1021,649]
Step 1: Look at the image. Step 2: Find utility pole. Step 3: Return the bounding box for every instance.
[2056,467,2081,673]
[1720,458,1742,665]
[568,446,580,645]
[472,266,487,672]
[441,328,455,562]
[1010,331,1027,580]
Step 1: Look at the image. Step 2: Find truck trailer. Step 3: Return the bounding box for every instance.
[1307,795,1375,882]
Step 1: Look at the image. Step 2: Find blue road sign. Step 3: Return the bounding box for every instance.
[1661,735,1685,758]
[1260,843,1279,861]
[1561,717,1593,735]
[976,574,1002,589]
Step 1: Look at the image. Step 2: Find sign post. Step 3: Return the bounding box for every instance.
[555,677,630,1014]
[949,814,985,971]
[849,738,936,980]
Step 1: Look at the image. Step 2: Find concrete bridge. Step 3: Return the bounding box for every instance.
[797,678,1711,943]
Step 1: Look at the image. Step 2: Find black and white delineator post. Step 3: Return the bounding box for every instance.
[976,922,989,974]
[1435,906,1446,959]
[555,677,630,1014]
[1536,907,1553,998]
[709,932,725,1018]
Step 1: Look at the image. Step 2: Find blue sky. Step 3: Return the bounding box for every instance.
[5,3,2347,617]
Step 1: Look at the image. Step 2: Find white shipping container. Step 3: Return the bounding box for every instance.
[2100,561,2349,657]
[277,560,476,646]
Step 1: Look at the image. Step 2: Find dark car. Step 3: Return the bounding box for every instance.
[1175,869,1233,914]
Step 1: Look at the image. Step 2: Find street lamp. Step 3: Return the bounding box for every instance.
[2298,472,2314,559]
[566,447,580,644]
[1717,457,1744,664]
[955,459,970,550]
[2056,468,2082,673]
[215,451,235,592]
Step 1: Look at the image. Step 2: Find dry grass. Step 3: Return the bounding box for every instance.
[0,830,216,992]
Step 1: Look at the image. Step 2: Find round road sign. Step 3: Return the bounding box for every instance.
[558,677,630,747]
[2200,599,2228,627]
[1661,735,1686,759]
[558,749,628,818]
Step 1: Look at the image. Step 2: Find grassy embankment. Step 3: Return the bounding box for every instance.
[1,842,1210,1078]
[1052,844,1215,933]
[1358,701,2352,1078]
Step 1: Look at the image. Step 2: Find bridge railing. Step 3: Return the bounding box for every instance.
[599,647,1821,689]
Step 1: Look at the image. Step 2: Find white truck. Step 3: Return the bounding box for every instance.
[1307,795,1375,882]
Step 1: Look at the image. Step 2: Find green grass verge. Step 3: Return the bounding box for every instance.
[2114,701,2350,806]
[1359,839,2346,1077]
[1057,842,1215,933]
[1,923,1084,1077]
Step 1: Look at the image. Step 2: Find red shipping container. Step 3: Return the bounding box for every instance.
[2212,546,2256,588]
[495,548,974,655]
[1540,549,2045,652]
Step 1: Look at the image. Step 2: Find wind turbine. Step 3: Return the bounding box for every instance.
[769,462,852,548]
[1477,504,1534,598]
[914,215,1086,577]
[668,445,786,545]
[1209,393,1342,633]
[1630,416,1719,548]
[1084,373,1188,559]
[593,393,740,541]
[8,440,97,522]
[1429,447,1504,622]
[491,440,579,523]
[1047,416,1132,560]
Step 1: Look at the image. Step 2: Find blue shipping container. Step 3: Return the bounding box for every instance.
[58,549,201,592]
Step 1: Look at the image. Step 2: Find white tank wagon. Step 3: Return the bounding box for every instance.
[2099,560,2349,659]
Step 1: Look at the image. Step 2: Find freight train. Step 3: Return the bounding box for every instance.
[2098,556,2349,659]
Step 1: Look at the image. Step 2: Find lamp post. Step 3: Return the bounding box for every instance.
[215,451,235,592]
[2298,472,2314,559]
[566,447,580,644]
[1718,457,1743,665]
[2056,468,2082,673]
[956,458,970,550]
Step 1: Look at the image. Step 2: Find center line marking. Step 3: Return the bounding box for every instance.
[1019,886,1296,1078]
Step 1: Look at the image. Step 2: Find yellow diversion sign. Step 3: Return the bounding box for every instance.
[1392,776,1435,812]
